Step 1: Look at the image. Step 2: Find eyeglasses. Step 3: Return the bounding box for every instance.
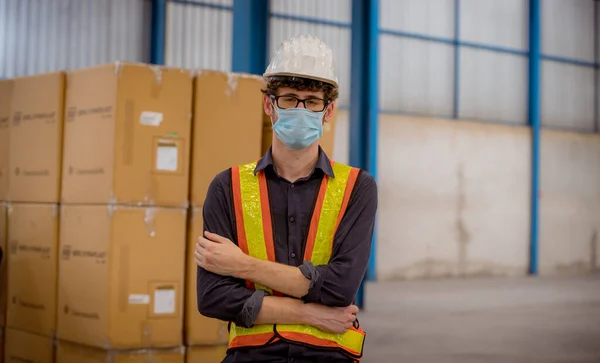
[270,95,329,112]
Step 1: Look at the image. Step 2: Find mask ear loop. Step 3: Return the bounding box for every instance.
[322,101,331,123]
[269,96,278,128]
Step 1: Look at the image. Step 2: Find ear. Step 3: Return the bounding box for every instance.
[264,95,274,117]
[324,101,336,123]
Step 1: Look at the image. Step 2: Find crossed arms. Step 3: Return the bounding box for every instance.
[195,170,377,333]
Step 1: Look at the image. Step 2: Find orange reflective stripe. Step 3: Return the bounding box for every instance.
[258,171,276,262]
[257,170,283,296]
[303,176,328,261]
[231,165,248,254]
[232,164,282,295]
[228,322,277,349]
[275,324,365,358]
[231,165,255,290]
[229,333,278,348]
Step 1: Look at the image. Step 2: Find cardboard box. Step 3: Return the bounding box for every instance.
[8,72,65,203]
[61,62,193,207]
[186,345,227,363]
[0,203,8,327]
[56,341,185,363]
[260,107,337,157]
[4,329,55,363]
[185,208,229,346]
[0,328,3,363]
[191,71,264,207]
[0,80,12,201]
[57,205,186,349]
[6,203,59,337]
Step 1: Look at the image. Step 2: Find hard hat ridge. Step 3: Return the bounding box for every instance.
[264,34,339,88]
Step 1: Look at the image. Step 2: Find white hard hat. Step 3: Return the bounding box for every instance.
[264,34,339,88]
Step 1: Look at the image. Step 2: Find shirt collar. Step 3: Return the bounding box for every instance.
[254,146,335,178]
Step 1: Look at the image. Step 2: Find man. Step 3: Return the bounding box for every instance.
[195,34,378,363]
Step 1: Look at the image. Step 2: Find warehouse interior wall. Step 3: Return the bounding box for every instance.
[1,0,599,281]
[376,115,531,281]
[334,110,532,280]
[0,0,151,77]
[540,130,600,275]
[367,0,600,280]
[165,0,232,71]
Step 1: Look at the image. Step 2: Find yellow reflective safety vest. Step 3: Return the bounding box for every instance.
[228,160,366,360]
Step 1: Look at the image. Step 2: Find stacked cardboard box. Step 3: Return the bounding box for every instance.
[187,345,228,363]
[0,81,10,350]
[56,340,185,362]
[0,79,11,201]
[5,329,54,362]
[56,62,192,359]
[185,70,265,362]
[4,72,65,363]
[7,73,65,203]
[0,202,6,324]
[0,64,337,363]
[0,202,5,362]
[7,203,60,335]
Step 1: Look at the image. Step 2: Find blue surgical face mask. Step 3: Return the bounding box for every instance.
[272,106,324,150]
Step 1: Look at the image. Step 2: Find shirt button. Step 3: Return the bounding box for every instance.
[289,216,295,223]
[291,253,296,258]
[290,184,295,189]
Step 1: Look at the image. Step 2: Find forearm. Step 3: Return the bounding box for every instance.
[254,296,310,325]
[255,296,359,335]
[197,266,256,324]
[238,257,310,299]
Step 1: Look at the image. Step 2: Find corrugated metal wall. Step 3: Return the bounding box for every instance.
[269,0,352,108]
[378,0,599,131]
[0,0,597,132]
[458,0,529,125]
[379,0,455,117]
[0,0,150,78]
[379,0,529,125]
[542,0,597,132]
[165,0,232,72]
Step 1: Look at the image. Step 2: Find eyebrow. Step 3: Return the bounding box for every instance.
[279,93,322,99]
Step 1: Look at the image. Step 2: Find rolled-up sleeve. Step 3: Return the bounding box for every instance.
[196,169,267,328]
[300,171,378,307]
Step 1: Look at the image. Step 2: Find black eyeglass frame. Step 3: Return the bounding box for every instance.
[269,95,331,112]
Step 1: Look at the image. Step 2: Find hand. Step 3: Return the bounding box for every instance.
[195,231,249,277]
[304,303,359,334]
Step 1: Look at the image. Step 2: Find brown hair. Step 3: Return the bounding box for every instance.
[262,76,339,102]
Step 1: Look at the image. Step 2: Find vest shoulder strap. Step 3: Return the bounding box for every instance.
[304,161,360,265]
[231,161,275,293]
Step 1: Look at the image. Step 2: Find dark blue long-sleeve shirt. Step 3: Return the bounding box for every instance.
[196,147,378,363]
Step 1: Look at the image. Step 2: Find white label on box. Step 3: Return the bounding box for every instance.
[140,111,163,126]
[156,144,178,171]
[154,289,176,314]
[129,294,150,305]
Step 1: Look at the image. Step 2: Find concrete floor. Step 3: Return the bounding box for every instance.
[359,275,600,363]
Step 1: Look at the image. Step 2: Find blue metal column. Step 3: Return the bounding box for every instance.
[232,0,269,75]
[528,0,541,275]
[595,0,599,133]
[150,0,166,65]
[452,0,460,118]
[350,0,379,309]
